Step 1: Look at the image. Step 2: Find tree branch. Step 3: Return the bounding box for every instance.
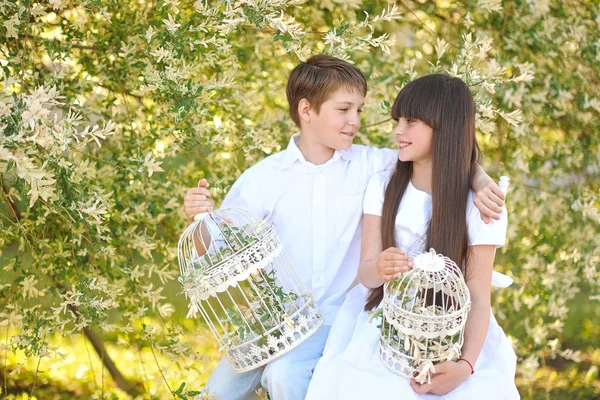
[57,293,143,397]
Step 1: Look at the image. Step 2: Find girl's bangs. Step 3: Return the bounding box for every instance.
[391,76,446,129]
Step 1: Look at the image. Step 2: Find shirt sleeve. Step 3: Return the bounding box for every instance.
[363,171,389,216]
[219,167,265,218]
[466,191,508,248]
[367,147,398,174]
[191,167,263,263]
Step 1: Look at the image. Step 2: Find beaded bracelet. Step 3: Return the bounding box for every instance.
[457,357,474,374]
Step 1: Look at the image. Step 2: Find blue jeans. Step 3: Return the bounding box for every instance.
[202,324,331,400]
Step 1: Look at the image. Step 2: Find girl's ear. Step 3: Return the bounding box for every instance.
[298,98,312,123]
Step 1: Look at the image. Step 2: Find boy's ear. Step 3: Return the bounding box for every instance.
[298,98,312,123]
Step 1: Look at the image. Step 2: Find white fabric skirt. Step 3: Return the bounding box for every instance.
[306,285,520,400]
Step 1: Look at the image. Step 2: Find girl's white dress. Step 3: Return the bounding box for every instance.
[305,172,520,400]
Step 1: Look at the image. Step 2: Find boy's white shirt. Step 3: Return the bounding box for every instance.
[220,133,397,324]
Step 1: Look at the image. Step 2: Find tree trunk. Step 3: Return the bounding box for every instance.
[63,296,143,397]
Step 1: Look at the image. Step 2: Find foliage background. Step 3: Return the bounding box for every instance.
[0,0,599,399]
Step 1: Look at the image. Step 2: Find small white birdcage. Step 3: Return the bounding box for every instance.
[378,249,471,383]
[178,207,323,372]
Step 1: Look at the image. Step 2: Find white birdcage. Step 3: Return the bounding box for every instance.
[378,249,471,384]
[178,207,324,373]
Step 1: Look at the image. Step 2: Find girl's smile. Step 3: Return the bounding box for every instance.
[393,117,433,163]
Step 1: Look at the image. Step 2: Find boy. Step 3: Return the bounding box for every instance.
[185,55,504,400]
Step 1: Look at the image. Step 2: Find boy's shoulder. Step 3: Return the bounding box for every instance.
[235,149,288,184]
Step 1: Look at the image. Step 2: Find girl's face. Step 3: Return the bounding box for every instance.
[393,117,434,164]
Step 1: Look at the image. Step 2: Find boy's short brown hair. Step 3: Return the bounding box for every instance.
[286,55,367,128]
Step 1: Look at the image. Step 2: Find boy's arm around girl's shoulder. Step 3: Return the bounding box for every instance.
[365,146,397,175]
[366,145,506,224]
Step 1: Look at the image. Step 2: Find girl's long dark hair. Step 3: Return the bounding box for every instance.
[365,74,480,311]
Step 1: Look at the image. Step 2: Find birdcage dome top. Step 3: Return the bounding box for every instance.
[178,207,284,300]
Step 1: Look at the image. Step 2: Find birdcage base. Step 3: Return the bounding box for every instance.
[225,298,324,373]
[379,341,414,378]
[378,336,460,381]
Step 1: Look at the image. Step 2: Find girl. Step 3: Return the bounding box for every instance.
[305,74,519,399]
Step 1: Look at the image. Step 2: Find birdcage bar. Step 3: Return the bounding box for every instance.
[212,215,241,250]
[194,227,210,258]
[223,284,269,336]
[249,269,292,320]
[198,303,222,345]
[257,264,302,315]
[205,295,230,335]
[211,287,257,346]
[235,278,276,333]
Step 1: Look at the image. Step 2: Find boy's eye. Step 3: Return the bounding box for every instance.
[340,108,348,112]
[358,109,363,114]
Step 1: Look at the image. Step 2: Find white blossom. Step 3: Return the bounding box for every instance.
[150,46,171,63]
[477,0,503,13]
[142,151,164,177]
[79,199,108,223]
[4,15,19,39]
[145,26,157,43]
[163,13,181,34]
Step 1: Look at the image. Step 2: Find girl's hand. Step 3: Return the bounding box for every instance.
[183,178,214,223]
[376,247,413,283]
[409,360,472,395]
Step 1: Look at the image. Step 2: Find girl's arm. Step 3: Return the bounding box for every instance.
[358,214,412,289]
[411,244,496,396]
[459,245,496,368]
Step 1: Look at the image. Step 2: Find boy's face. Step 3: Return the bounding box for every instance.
[305,87,364,151]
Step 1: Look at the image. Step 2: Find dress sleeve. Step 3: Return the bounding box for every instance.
[363,171,389,216]
[466,191,508,248]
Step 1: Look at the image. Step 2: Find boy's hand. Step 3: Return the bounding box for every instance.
[184,178,214,223]
[473,179,505,224]
[409,360,471,395]
[376,247,413,283]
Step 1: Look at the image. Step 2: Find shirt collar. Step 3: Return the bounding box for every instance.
[279,133,360,170]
